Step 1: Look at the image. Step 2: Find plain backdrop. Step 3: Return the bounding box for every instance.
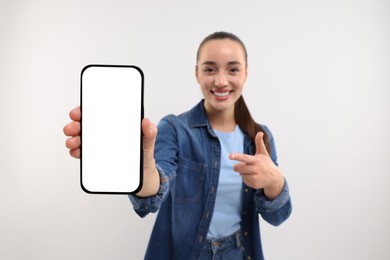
[1,0,389,259]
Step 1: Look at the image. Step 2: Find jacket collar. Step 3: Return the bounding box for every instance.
[188,100,254,151]
[189,99,208,128]
[188,99,218,138]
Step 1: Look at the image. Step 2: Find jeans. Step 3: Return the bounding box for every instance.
[199,231,245,260]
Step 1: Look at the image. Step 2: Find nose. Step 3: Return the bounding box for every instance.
[214,72,228,88]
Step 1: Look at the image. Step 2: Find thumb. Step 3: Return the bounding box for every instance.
[255,131,269,156]
[142,118,158,162]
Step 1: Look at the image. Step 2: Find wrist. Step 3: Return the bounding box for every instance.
[137,160,160,197]
[264,170,284,200]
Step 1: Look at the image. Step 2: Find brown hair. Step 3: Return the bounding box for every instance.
[196,31,271,153]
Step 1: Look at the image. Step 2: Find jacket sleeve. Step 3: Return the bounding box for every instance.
[128,116,178,218]
[254,125,292,226]
[254,179,292,226]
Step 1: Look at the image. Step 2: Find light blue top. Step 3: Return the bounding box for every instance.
[207,125,244,239]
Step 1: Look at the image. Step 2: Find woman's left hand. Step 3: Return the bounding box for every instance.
[230,132,285,200]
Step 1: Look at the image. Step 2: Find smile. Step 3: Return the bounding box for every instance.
[212,90,231,97]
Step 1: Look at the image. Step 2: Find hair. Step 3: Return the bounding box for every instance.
[196,31,271,154]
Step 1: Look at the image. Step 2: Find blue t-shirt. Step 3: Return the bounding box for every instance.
[207,125,244,239]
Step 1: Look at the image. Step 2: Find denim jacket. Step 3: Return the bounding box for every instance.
[129,100,292,260]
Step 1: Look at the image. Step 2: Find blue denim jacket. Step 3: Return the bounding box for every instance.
[129,100,292,260]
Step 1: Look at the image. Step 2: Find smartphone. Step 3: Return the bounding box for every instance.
[80,64,143,194]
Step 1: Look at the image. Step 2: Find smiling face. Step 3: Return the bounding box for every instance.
[196,39,248,117]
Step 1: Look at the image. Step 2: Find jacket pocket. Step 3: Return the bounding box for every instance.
[172,156,206,203]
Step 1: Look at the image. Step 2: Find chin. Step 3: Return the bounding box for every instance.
[210,101,235,112]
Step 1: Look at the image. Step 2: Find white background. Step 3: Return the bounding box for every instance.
[1,0,389,259]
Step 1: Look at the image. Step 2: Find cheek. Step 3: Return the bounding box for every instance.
[198,77,212,89]
[232,78,245,91]
[197,81,209,95]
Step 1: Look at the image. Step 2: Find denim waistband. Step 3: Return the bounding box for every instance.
[204,230,242,253]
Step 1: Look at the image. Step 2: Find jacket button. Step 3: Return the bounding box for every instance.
[244,231,248,236]
[244,188,248,193]
[247,256,252,260]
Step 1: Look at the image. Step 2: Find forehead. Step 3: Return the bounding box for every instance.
[198,39,246,63]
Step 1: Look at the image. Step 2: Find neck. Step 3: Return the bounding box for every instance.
[204,104,236,132]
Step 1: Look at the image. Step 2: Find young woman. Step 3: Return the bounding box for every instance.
[64,31,292,260]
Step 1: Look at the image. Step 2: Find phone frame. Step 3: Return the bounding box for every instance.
[80,64,144,195]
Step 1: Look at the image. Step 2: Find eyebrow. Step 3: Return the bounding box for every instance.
[201,61,242,66]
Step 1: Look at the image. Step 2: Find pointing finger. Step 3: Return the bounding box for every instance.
[229,153,256,164]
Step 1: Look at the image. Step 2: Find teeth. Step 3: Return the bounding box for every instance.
[214,91,229,97]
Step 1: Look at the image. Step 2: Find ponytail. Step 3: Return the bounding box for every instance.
[234,96,271,154]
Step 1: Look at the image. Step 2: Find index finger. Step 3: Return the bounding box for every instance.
[63,121,80,136]
[69,106,81,121]
[229,153,256,164]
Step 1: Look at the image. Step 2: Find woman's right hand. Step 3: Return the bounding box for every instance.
[141,117,158,169]
[138,117,160,197]
[63,106,160,196]
[63,106,158,163]
[63,106,81,158]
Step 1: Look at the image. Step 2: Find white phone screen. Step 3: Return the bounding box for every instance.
[80,65,143,194]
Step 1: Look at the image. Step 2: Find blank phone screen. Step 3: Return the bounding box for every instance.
[80,65,143,194]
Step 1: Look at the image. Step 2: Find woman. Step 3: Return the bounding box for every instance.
[64,31,292,260]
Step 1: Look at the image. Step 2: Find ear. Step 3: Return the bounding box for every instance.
[243,66,248,84]
[195,65,199,83]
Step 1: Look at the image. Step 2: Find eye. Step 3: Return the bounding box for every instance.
[229,67,240,74]
[203,67,215,74]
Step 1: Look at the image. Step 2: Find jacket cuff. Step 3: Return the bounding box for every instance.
[254,178,290,213]
[128,164,169,218]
